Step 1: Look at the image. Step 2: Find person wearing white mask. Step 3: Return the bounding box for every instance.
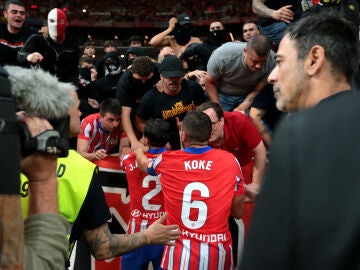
[17,8,81,84]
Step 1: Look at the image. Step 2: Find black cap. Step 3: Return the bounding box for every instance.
[160,55,185,78]
[177,13,191,26]
[125,46,145,56]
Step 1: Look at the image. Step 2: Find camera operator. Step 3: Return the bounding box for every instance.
[21,116,69,270]
[0,66,68,270]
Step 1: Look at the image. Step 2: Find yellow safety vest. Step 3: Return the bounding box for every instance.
[21,149,96,256]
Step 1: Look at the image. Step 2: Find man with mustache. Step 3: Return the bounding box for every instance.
[135,55,206,150]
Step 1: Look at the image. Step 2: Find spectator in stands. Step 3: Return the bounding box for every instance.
[149,13,201,57]
[93,51,122,103]
[252,0,303,46]
[198,101,266,197]
[180,21,228,73]
[17,8,80,84]
[198,101,266,266]
[206,34,275,112]
[135,55,206,150]
[116,56,160,151]
[0,0,38,66]
[120,46,145,71]
[120,118,171,270]
[128,35,143,47]
[95,39,118,79]
[242,19,260,42]
[76,55,98,121]
[82,40,96,62]
[77,98,129,161]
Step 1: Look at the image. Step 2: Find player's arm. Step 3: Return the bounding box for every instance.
[231,195,245,219]
[121,106,143,150]
[249,107,272,149]
[205,72,220,104]
[77,138,95,161]
[134,146,150,173]
[83,213,179,260]
[77,138,108,161]
[248,141,267,194]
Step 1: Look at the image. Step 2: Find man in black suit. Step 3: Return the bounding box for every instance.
[241,14,360,270]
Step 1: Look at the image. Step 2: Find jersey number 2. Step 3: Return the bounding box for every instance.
[142,175,162,211]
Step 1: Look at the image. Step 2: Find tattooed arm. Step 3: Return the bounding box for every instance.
[252,0,274,18]
[83,213,179,260]
[252,0,294,23]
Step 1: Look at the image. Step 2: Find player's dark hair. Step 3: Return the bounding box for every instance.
[144,119,171,147]
[99,98,121,116]
[182,110,212,143]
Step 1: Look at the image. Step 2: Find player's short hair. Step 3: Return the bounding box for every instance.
[182,110,212,143]
[144,119,171,147]
[99,98,121,116]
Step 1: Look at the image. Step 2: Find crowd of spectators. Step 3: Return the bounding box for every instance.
[16,0,253,27]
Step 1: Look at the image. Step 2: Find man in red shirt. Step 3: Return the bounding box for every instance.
[198,102,266,192]
[77,98,129,161]
[135,110,245,270]
[199,102,267,261]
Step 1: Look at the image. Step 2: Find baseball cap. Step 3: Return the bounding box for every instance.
[160,55,185,78]
[125,46,145,57]
[177,13,191,25]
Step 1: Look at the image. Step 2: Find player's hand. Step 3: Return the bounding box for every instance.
[94,149,108,160]
[143,213,179,245]
[244,183,260,203]
[271,5,294,23]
